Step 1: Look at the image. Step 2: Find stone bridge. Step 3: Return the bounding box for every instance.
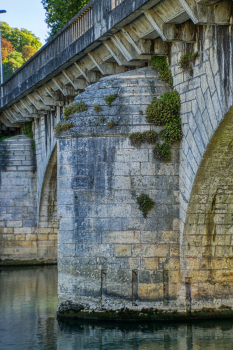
[1,0,233,318]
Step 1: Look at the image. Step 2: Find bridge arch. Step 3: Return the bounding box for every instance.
[37,144,57,261]
[182,106,233,309]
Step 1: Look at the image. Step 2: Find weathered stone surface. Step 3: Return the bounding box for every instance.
[0,135,57,265]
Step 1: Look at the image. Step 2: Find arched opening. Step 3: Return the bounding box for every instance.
[38,145,57,263]
[183,106,233,309]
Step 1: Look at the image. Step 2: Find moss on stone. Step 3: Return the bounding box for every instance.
[107,120,118,129]
[104,93,117,107]
[54,122,74,134]
[63,100,88,119]
[145,90,182,161]
[179,52,198,77]
[151,56,173,86]
[129,130,157,146]
[137,193,155,218]
[94,104,102,112]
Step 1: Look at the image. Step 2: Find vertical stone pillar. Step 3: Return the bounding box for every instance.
[57,67,180,316]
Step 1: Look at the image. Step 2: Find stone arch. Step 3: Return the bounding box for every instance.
[182,106,233,310]
[37,144,57,261]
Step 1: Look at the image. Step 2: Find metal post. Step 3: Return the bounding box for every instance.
[0,10,7,85]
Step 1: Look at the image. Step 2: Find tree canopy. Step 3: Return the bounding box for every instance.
[1,38,14,61]
[22,45,38,61]
[1,22,42,82]
[41,0,90,38]
[1,22,42,52]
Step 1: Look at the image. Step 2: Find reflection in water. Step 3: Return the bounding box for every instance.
[1,266,233,350]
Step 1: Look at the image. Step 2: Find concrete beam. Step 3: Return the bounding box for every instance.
[35,90,64,107]
[111,32,151,61]
[0,114,13,127]
[103,40,145,66]
[62,70,88,90]
[178,0,231,24]
[43,84,64,102]
[73,61,102,83]
[52,77,77,96]
[121,27,154,55]
[27,95,52,112]
[88,52,125,75]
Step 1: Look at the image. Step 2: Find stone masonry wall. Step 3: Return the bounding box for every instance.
[0,135,56,265]
[170,25,233,309]
[57,68,181,313]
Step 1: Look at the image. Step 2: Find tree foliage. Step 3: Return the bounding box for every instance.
[1,22,42,82]
[1,38,14,60]
[3,52,24,81]
[22,45,38,61]
[1,22,42,52]
[41,0,90,38]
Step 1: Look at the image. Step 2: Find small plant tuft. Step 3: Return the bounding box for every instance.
[179,52,198,77]
[107,120,118,129]
[100,117,105,123]
[54,122,74,134]
[129,130,157,146]
[151,56,173,87]
[154,143,171,162]
[104,93,117,107]
[0,136,11,142]
[63,100,88,119]
[94,104,102,112]
[137,193,155,218]
[94,122,99,126]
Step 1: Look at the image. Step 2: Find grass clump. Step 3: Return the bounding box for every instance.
[100,117,105,122]
[0,136,11,142]
[54,122,74,134]
[129,130,157,146]
[104,93,117,107]
[137,193,155,218]
[146,91,181,126]
[155,143,171,162]
[179,52,198,77]
[94,104,102,112]
[107,120,118,129]
[151,56,173,87]
[94,122,99,126]
[145,90,182,161]
[23,122,36,151]
[63,100,88,119]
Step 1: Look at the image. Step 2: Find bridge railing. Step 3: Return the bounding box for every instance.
[1,1,94,96]
[1,0,148,108]
[111,0,124,9]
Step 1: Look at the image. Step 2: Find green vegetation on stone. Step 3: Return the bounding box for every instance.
[179,52,198,77]
[151,56,173,86]
[94,105,102,112]
[23,122,36,151]
[145,90,182,161]
[129,130,157,146]
[54,122,74,134]
[63,100,88,119]
[104,93,117,107]
[137,193,155,218]
[107,120,118,129]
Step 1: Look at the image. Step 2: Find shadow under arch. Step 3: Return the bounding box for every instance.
[37,144,57,263]
[182,105,233,310]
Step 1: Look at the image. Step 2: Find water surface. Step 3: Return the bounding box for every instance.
[1,266,233,350]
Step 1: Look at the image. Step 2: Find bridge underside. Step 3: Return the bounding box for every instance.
[1,0,233,318]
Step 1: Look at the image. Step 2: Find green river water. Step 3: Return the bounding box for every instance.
[1,266,233,349]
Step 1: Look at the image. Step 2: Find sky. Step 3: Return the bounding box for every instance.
[0,0,48,45]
